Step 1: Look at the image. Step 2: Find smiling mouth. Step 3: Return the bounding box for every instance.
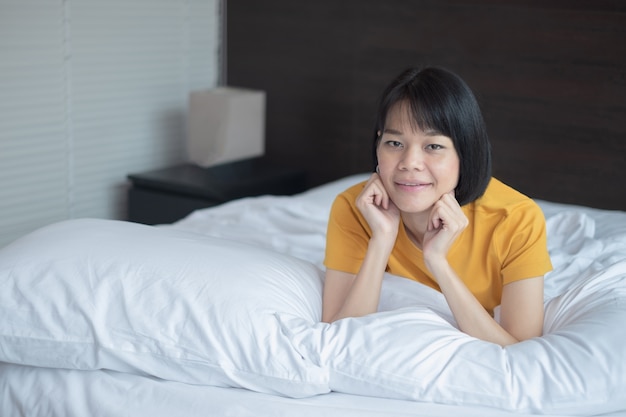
[396,181,430,187]
[395,181,432,190]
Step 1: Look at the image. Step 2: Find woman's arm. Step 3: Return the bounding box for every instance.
[424,193,544,346]
[325,254,545,342]
[322,174,399,323]
[429,257,544,345]
[322,235,395,322]
[500,276,544,340]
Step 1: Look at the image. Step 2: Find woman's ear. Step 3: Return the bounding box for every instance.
[375,131,382,148]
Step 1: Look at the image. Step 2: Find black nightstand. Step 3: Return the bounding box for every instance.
[127,157,307,225]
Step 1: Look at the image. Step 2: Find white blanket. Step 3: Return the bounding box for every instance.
[0,173,625,416]
[171,174,626,414]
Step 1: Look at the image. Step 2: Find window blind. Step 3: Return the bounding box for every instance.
[0,0,220,248]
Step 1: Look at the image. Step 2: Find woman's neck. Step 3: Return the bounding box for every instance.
[401,211,430,249]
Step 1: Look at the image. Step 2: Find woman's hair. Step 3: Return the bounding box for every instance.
[373,67,492,206]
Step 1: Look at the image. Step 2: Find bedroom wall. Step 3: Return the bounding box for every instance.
[227,0,626,210]
[0,0,222,248]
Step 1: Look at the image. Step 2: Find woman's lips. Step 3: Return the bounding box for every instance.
[395,181,432,191]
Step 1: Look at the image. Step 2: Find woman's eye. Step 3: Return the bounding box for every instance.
[386,140,403,148]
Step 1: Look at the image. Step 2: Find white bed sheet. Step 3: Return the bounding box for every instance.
[166,173,370,268]
[1,173,625,417]
[0,362,580,417]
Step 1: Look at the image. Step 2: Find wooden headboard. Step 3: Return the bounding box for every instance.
[226,1,626,210]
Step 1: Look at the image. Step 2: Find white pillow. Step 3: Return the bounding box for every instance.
[0,219,329,398]
[279,272,626,415]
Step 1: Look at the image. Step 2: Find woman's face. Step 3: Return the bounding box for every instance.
[376,101,460,215]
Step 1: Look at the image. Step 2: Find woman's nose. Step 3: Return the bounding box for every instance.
[400,147,425,171]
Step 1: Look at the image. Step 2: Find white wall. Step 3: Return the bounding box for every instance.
[0,0,221,248]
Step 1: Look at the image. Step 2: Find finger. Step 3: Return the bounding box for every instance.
[429,216,440,231]
[430,199,457,231]
[379,189,389,209]
[440,191,458,207]
[373,189,383,207]
[368,180,389,209]
[435,200,468,233]
[435,194,462,223]
[361,184,383,209]
[428,204,443,231]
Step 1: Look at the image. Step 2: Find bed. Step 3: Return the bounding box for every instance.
[1,173,625,416]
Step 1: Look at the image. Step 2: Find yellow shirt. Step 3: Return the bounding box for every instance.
[324,178,553,313]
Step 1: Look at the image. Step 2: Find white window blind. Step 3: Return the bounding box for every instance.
[0,0,221,248]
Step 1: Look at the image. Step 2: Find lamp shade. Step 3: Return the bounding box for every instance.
[187,87,266,167]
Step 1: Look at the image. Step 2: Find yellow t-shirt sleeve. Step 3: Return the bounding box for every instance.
[495,200,553,285]
[324,184,371,274]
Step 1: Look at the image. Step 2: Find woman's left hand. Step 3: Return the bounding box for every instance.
[422,191,468,270]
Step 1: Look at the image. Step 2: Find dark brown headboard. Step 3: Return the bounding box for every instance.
[226,1,626,210]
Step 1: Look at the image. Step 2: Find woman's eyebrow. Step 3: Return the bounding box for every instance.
[382,128,403,135]
[423,128,444,136]
[383,127,444,136]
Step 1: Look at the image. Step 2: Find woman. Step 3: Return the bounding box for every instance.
[322,67,552,346]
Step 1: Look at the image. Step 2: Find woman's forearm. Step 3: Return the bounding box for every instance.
[326,237,393,322]
[427,259,519,346]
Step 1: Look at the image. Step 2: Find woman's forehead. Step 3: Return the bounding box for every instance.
[385,100,440,135]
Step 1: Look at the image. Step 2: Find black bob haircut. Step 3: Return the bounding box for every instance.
[372,67,492,206]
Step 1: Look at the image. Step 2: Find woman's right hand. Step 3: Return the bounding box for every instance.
[355,173,400,242]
